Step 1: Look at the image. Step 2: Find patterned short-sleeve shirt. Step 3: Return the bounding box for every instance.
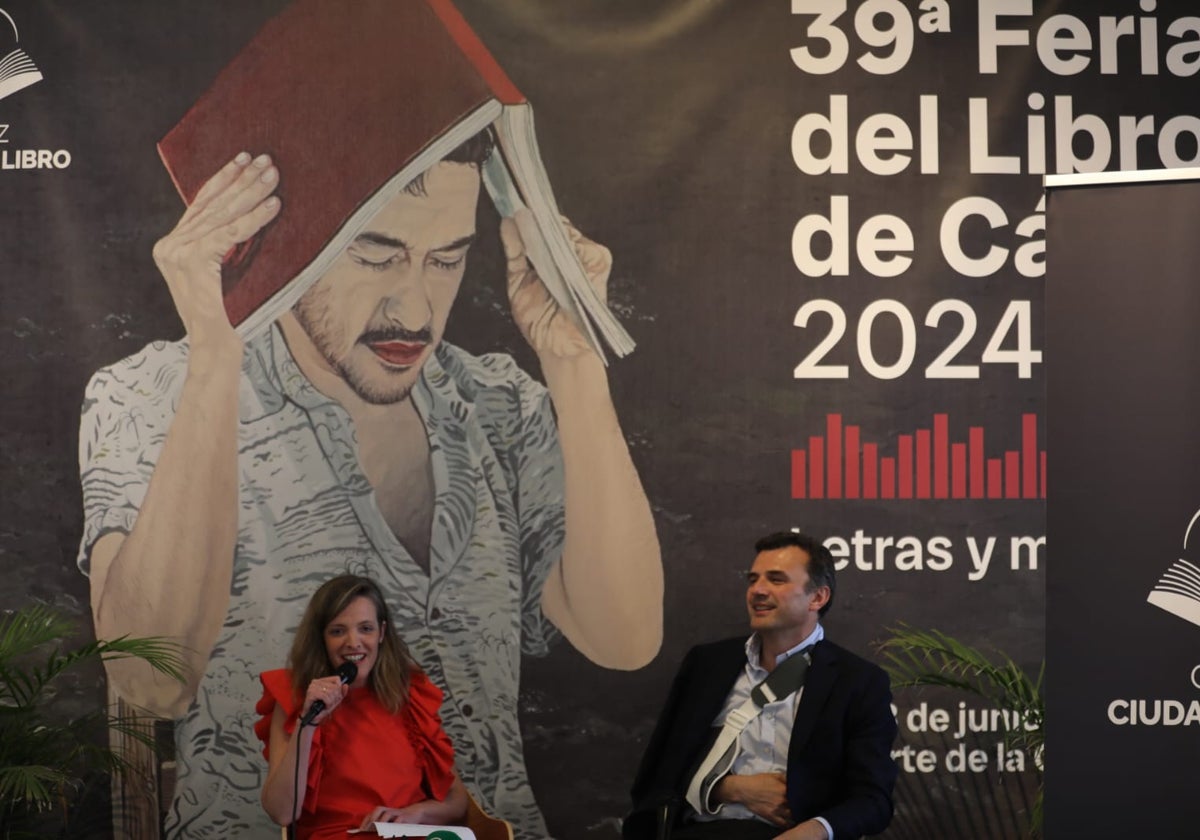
[78,326,565,839]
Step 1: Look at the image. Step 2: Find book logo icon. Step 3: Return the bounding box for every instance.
[1147,507,1200,629]
[0,8,43,103]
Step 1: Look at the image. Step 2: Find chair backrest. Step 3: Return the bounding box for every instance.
[464,791,514,840]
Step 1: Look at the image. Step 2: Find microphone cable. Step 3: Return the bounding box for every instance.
[289,735,301,840]
[288,662,357,838]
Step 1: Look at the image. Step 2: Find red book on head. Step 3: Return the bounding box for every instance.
[157,0,521,338]
[158,0,634,356]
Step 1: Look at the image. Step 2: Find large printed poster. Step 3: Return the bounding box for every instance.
[1,1,1197,837]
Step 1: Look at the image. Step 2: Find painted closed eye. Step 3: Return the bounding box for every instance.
[350,251,403,272]
[429,253,467,271]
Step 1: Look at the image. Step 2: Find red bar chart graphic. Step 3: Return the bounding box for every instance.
[791,413,1046,500]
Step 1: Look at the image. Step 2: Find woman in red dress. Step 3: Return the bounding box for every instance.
[256,575,467,838]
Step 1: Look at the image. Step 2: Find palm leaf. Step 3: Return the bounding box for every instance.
[6,634,185,711]
[0,605,76,708]
[0,603,186,833]
[878,623,1045,837]
[0,764,71,811]
[0,606,74,664]
[32,635,186,696]
[879,624,1043,723]
[60,708,163,775]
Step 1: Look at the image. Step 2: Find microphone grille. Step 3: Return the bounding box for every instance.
[336,661,358,684]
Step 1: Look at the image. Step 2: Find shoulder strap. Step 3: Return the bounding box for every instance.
[683,646,811,815]
[752,646,811,705]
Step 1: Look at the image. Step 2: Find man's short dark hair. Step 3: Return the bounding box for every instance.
[404,127,495,196]
[443,127,495,167]
[754,531,836,616]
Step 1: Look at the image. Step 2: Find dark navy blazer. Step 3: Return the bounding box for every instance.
[626,637,898,840]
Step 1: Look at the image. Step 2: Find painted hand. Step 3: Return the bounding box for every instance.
[500,209,610,359]
[151,151,281,348]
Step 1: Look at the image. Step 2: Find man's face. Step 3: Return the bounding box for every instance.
[745,545,826,643]
[292,161,481,404]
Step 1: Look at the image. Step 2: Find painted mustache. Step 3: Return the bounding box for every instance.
[358,326,433,345]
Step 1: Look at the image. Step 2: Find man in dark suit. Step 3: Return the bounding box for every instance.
[625,532,897,840]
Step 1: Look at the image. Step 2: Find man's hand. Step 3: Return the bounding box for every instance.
[151,151,281,350]
[499,210,609,359]
[773,820,831,840]
[713,772,792,827]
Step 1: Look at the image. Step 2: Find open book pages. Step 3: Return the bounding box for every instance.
[482,152,603,360]
[0,47,42,101]
[1147,557,1200,628]
[490,102,636,359]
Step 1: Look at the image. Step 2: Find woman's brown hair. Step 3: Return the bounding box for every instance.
[287,575,418,713]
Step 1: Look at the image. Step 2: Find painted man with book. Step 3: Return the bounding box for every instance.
[76,4,661,838]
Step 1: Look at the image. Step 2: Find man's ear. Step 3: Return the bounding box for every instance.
[810,586,832,612]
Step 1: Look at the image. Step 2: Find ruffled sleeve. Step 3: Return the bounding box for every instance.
[254,669,327,814]
[402,671,457,800]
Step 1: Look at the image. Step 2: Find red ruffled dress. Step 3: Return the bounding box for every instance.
[255,669,456,840]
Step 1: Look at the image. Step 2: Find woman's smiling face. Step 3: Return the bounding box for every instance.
[323,595,383,688]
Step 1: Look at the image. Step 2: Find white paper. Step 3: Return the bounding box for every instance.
[349,824,476,839]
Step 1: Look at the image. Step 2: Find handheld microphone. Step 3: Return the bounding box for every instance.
[299,661,357,727]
